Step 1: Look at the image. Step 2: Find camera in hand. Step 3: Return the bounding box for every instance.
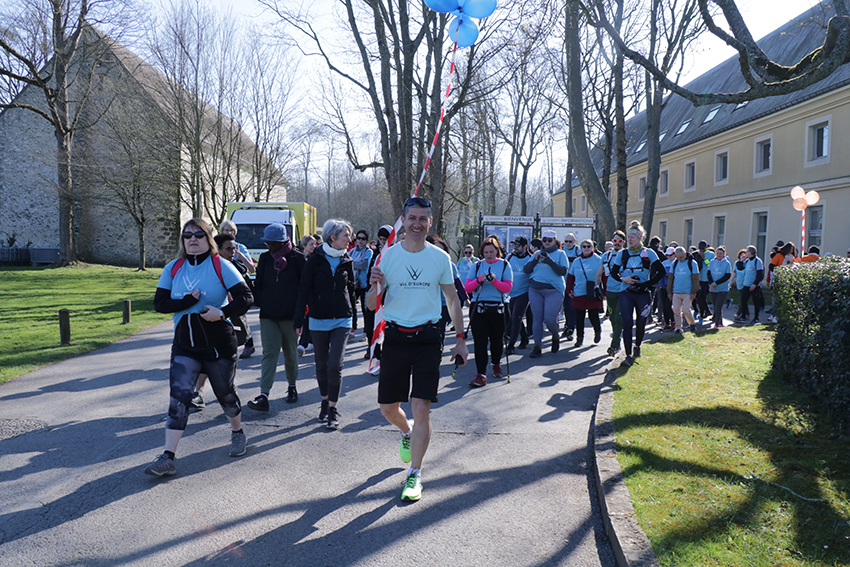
[486,272,494,282]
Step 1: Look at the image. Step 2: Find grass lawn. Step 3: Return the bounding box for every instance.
[613,326,849,567]
[0,264,169,384]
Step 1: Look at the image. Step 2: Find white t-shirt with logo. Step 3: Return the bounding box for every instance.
[380,242,454,327]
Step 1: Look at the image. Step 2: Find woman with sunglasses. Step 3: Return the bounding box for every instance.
[144,218,253,477]
[597,230,626,356]
[609,221,665,366]
[566,239,603,347]
[524,230,569,358]
[456,244,478,287]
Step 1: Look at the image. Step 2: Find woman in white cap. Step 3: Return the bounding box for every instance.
[524,229,569,358]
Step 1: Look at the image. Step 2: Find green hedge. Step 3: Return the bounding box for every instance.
[772,258,850,426]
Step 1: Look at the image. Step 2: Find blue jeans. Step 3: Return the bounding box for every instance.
[529,287,563,347]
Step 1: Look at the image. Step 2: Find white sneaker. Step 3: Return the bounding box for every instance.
[305,343,314,352]
[297,345,306,356]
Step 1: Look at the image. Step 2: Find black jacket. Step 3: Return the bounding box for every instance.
[253,248,306,321]
[294,246,356,329]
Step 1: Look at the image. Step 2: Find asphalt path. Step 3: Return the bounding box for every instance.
[0,309,619,567]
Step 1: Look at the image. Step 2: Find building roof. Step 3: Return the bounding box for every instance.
[560,1,847,193]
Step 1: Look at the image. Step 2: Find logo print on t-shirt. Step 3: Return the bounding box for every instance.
[406,265,423,281]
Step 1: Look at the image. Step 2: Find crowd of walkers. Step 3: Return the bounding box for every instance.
[144,210,813,500]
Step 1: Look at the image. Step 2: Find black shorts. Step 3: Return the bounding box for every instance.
[378,323,443,404]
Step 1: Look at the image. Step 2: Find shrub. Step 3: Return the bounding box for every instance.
[772,258,850,426]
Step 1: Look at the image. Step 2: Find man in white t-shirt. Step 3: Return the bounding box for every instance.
[367,196,468,502]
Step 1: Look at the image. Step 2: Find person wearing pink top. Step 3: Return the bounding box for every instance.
[464,237,513,388]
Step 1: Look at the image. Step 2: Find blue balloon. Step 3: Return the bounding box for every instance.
[449,16,479,47]
[425,0,461,13]
[462,0,497,18]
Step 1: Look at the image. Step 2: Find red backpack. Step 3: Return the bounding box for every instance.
[170,255,227,293]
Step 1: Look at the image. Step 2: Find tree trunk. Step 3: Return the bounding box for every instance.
[56,132,77,264]
[564,148,573,217]
[565,1,615,238]
[614,49,629,233]
[642,74,663,239]
[137,221,146,271]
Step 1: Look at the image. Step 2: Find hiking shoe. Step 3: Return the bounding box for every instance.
[751,318,760,325]
[286,385,298,403]
[560,328,574,340]
[633,346,641,358]
[529,346,543,358]
[518,337,529,349]
[363,350,371,359]
[505,345,515,356]
[144,453,176,477]
[551,333,560,353]
[297,344,306,356]
[573,338,583,348]
[606,346,618,357]
[239,345,255,359]
[400,434,412,463]
[230,430,247,457]
[621,355,634,367]
[247,395,269,412]
[469,374,487,388]
[594,330,601,344]
[189,391,205,411]
[401,473,422,502]
[674,329,683,335]
[492,364,504,379]
[318,399,329,422]
[326,406,341,430]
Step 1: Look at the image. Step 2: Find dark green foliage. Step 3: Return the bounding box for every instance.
[772,258,850,426]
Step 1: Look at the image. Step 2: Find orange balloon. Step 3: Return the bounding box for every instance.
[793,197,808,211]
[805,190,820,205]
[790,186,805,199]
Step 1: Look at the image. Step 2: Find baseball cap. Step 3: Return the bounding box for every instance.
[513,236,528,246]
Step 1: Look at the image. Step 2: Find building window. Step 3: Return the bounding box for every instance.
[807,205,823,249]
[659,221,667,245]
[805,116,831,166]
[684,218,694,249]
[715,150,729,185]
[635,140,646,153]
[734,100,749,111]
[684,161,696,192]
[703,105,721,124]
[659,170,669,196]
[675,119,691,136]
[754,212,768,259]
[572,197,576,212]
[638,176,646,201]
[754,136,772,176]
[714,216,726,247]
[581,195,586,213]
[658,130,668,143]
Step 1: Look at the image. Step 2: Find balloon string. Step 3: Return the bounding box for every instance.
[369,23,462,372]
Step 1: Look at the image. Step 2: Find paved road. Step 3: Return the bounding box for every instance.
[0,310,618,567]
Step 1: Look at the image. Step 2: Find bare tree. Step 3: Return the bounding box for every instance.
[0,0,135,263]
[585,0,850,105]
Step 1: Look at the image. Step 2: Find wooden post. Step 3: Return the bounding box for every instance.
[59,309,70,345]
[123,299,131,324]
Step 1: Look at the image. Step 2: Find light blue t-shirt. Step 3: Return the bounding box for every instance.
[470,259,513,303]
[508,254,534,297]
[602,249,626,293]
[457,256,478,283]
[350,245,373,288]
[381,242,454,327]
[660,259,672,288]
[440,262,460,307]
[159,255,244,328]
[735,260,747,290]
[671,257,700,295]
[529,249,569,295]
[568,254,602,297]
[613,248,659,285]
[708,258,732,293]
[563,245,579,260]
[310,254,352,331]
[742,256,764,287]
[698,250,715,282]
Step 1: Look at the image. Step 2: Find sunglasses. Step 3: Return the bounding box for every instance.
[404,196,431,208]
[612,239,625,244]
[542,238,554,243]
[464,251,473,255]
[565,240,575,244]
[581,244,592,248]
[182,231,206,240]
[356,236,367,241]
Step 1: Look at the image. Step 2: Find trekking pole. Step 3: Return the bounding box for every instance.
[503,329,511,383]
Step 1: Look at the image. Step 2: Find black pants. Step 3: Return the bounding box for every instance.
[508,293,533,347]
[352,288,367,331]
[696,282,711,318]
[658,288,674,326]
[739,286,763,319]
[619,290,651,357]
[575,308,601,340]
[471,307,505,375]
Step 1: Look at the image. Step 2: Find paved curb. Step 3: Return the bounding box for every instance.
[593,367,661,567]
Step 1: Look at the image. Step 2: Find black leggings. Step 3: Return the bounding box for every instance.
[739,286,764,319]
[508,293,533,347]
[168,343,240,431]
[312,327,350,403]
[471,308,505,374]
[574,309,601,340]
[619,290,652,357]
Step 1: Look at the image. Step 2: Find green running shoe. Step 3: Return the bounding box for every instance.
[400,473,422,502]
[399,434,412,463]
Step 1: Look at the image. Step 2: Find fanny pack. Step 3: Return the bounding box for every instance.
[474,301,504,315]
[385,321,442,344]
